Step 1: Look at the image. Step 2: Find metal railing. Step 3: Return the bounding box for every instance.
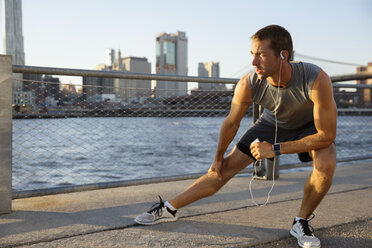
[10,64,372,198]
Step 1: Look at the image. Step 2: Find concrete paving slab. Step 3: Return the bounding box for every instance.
[11,188,372,248]
[251,218,372,248]
[0,162,371,247]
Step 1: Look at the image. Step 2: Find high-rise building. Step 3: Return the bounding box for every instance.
[198,61,225,90]
[2,0,24,65]
[114,56,151,101]
[84,50,151,103]
[106,48,115,67]
[155,31,188,98]
[22,73,42,106]
[356,62,372,107]
[43,75,61,100]
[83,64,115,102]
[2,0,25,93]
[23,73,42,92]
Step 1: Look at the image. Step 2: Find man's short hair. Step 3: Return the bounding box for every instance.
[251,25,293,60]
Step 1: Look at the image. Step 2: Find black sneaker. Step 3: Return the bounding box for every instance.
[290,214,321,248]
[134,196,178,225]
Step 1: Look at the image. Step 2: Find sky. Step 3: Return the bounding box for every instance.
[1,0,371,85]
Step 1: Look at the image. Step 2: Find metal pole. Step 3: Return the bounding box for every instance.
[12,65,372,84]
[12,65,239,84]
[0,55,13,214]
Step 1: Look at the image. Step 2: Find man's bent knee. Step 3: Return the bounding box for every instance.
[311,144,336,176]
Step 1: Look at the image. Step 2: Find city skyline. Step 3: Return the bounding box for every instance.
[0,0,371,86]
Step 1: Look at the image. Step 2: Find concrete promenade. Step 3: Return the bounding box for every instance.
[0,162,371,248]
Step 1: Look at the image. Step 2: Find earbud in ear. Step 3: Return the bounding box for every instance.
[280,51,285,60]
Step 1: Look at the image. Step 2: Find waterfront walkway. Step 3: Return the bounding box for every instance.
[0,162,371,248]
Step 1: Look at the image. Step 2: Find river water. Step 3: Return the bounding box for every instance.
[12,116,372,191]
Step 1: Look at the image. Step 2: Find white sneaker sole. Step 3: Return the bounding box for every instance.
[134,216,178,225]
[290,229,321,248]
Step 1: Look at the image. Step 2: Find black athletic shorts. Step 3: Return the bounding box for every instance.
[236,118,317,162]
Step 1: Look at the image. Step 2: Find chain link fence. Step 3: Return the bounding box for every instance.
[11,74,372,196]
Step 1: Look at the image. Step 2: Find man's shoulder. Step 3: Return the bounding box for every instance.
[247,70,257,79]
[246,70,262,85]
[290,61,321,74]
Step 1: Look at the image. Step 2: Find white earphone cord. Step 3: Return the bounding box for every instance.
[249,58,282,207]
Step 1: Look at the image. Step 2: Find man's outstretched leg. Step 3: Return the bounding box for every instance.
[290,144,336,248]
[134,146,253,225]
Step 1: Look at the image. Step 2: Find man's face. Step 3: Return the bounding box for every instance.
[251,39,281,80]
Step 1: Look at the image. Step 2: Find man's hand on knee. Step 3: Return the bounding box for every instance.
[208,160,223,181]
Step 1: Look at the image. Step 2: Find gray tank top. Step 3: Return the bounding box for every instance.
[248,61,321,130]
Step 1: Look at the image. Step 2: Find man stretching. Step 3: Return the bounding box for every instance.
[135,25,337,248]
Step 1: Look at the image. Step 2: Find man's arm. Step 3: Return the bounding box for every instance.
[250,70,337,159]
[209,75,252,179]
[281,69,337,154]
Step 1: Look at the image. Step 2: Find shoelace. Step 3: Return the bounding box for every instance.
[147,195,164,217]
[298,214,315,236]
[298,219,314,236]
